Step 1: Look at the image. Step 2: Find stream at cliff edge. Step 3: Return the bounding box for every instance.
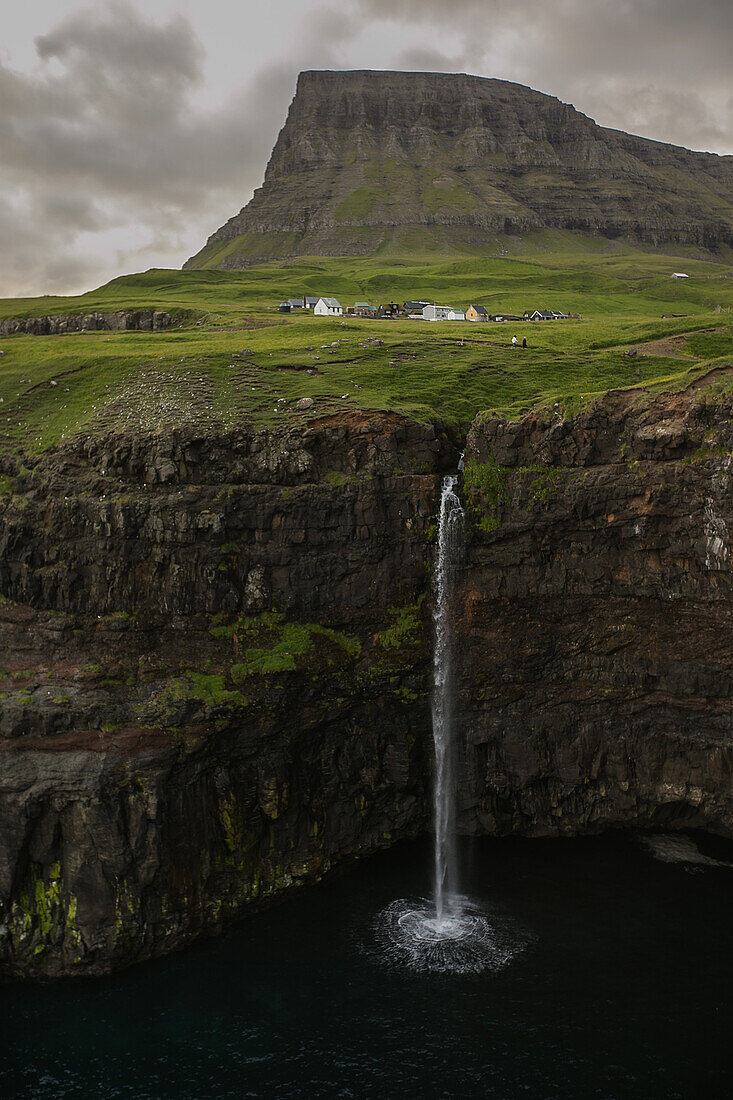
[1,832,731,1098]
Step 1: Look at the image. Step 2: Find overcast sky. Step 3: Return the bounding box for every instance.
[1,0,731,298]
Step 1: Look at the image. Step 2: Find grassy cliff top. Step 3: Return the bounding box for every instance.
[0,238,732,462]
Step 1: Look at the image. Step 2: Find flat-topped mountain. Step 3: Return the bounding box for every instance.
[185,69,733,268]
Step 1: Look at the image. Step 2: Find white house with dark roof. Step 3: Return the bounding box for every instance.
[314,297,343,316]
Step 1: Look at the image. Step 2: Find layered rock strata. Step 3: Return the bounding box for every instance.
[186,70,733,268]
[0,413,452,976]
[0,392,731,978]
[460,388,733,837]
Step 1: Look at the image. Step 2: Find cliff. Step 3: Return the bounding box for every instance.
[186,70,733,269]
[460,387,733,836]
[0,389,731,978]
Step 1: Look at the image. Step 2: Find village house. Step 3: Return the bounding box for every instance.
[347,302,377,317]
[404,300,431,314]
[489,313,523,322]
[465,304,488,322]
[277,295,319,311]
[448,307,466,321]
[314,297,343,316]
[377,302,401,318]
[421,304,454,322]
[523,309,568,320]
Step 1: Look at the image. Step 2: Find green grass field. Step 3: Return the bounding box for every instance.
[1,236,732,461]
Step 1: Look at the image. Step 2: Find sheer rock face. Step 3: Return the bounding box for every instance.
[460,387,733,839]
[186,70,733,268]
[1,393,732,978]
[0,311,171,337]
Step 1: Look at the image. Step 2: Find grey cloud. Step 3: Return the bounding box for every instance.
[0,0,363,296]
[395,48,468,73]
[357,0,733,153]
[3,0,731,298]
[0,2,296,295]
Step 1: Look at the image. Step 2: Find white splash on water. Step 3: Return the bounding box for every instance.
[375,895,531,975]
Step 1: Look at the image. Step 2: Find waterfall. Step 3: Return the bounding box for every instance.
[431,475,465,922]
[374,467,529,973]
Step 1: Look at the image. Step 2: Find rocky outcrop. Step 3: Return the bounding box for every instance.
[0,412,450,976]
[186,70,733,268]
[0,412,455,621]
[1,392,732,978]
[459,386,733,839]
[0,310,172,337]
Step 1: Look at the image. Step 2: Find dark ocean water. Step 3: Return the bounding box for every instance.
[1,831,731,1099]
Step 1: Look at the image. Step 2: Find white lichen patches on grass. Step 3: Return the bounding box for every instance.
[89,369,225,435]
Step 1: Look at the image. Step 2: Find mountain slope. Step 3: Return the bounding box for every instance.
[185,70,733,269]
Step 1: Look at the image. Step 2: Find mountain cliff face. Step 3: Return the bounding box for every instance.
[0,386,731,977]
[186,70,733,268]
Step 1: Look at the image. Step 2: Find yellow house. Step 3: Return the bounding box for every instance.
[465,304,488,322]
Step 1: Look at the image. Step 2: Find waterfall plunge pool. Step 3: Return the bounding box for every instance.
[1,831,731,1098]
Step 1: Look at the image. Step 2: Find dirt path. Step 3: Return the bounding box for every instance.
[684,363,733,394]
[635,334,699,359]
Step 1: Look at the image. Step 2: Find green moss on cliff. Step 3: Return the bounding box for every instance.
[5,860,68,963]
[376,598,425,651]
[463,458,509,533]
[335,187,381,220]
[165,672,244,709]
[517,464,565,510]
[215,611,361,680]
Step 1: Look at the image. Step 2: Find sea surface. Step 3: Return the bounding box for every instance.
[1,832,731,1098]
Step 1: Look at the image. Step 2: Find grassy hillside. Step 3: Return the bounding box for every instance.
[1,239,732,461]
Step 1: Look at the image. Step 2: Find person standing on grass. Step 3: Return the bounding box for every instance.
[512,335,518,348]
[522,337,527,349]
